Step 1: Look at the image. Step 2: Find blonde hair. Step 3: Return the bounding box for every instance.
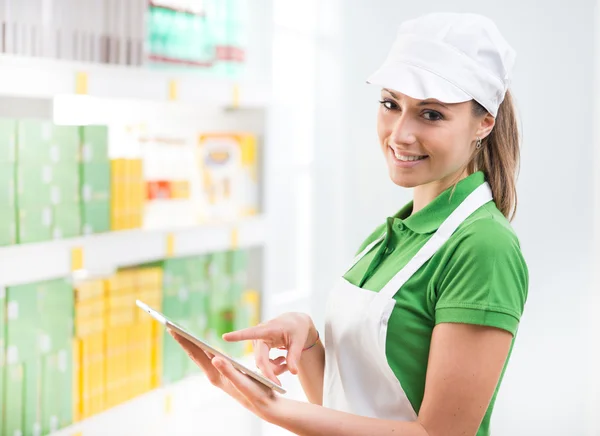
[470,91,520,221]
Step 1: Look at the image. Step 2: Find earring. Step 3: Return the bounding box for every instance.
[476,137,482,149]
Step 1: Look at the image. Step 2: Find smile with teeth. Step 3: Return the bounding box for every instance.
[393,150,428,161]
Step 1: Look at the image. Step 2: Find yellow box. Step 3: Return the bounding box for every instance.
[76,297,106,318]
[75,317,105,338]
[72,339,82,423]
[75,280,105,301]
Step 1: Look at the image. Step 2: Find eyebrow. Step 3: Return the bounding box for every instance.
[382,89,450,110]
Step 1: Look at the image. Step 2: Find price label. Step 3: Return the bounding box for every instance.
[232,84,240,109]
[230,228,239,250]
[164,394,172,414]
[75,72,88,95]
[168,80,178,101]
[71,246,84,271]
[166,233,175,257]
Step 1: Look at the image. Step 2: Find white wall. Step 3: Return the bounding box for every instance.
[310,1,598,434]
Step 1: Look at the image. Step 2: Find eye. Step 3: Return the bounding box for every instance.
[422,110,444,121]
[379,99,398,111]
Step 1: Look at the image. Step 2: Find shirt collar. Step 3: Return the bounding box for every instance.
[392,171,487,234]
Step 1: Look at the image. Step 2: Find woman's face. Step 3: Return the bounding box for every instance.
[377,88,494,189]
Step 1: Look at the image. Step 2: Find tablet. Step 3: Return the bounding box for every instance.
[135,300,286,394]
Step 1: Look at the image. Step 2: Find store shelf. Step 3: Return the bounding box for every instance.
[48,356,259,436]
[0,215,265,287]
[0,54,271,108]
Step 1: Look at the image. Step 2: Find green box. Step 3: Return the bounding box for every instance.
[4,364,24,436]
[16,163,53,207]
[42,353,60,435]
[80,126,109,163]
[1,287,5,366]
[24,358,42,436]
[38,279,74,353]
[17,119,54,163]
[162,334,186,385]
[57,347,73,428]
[6,284,39,363]
[0,118,17,163]
[0,162,15,206]
[81,199,110,235]
[80,162,110,202]
[52,203,81,240]
[51,162,80,205]
[0,363,4,432]
[17,205,53,244]
[18,121,79,164]
[51,126,80,163]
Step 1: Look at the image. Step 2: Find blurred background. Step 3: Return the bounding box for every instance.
[0,0,597,435]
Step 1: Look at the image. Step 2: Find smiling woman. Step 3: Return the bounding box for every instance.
[171,11,528,436]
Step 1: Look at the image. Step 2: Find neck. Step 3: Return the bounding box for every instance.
[412,169,470,215]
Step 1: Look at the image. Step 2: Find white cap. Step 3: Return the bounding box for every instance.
[366,12,516,117]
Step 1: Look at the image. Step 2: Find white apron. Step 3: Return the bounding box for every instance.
[323,183,493,420]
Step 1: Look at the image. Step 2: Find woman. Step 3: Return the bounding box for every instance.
[171,12,528,436]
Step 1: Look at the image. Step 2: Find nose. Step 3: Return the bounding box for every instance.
[389,113,417,146]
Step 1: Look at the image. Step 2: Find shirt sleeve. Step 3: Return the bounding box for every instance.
[434,219,529,336]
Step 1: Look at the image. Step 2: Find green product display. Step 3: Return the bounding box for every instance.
[4,364,24,436]
[23,358,43,436]
[6,284,39,363]
[50,126,80,163]
[80,162,110,203]
[0,204,17,246]
[17,119,53,163]
[51,162,80,205]
[81,199,110,235]
[80,126,109,163]
[42,353,60,435]
[162,333,186,385]
[17,205,53,244]
[57,347,73,428]
[16,163,53,207]
[37,279,74,352]
[0,287,5,366]
[52,202,81,240]
[0,118,17,163]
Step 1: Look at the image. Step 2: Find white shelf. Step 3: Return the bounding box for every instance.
[48,356,260,436]
[0,54,271,108]
[0,215,265,287]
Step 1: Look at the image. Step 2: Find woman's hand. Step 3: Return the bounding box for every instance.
[168,330,281,422]
[222,312,318,386]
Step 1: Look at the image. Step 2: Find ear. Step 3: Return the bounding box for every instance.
[476,113,495,141]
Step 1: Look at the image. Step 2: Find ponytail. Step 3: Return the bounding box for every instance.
[470,91,520,221]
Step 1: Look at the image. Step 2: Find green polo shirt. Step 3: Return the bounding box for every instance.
[343,171,528,435]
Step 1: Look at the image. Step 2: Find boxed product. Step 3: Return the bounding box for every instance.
[0,163,16,245]
[17,205,53,244]
[37,279,74,354]
[17,121,79,163]
[16,163,53,206]
[57,347,73,428]
[6,283,39,364]
[80,126,109,163]
[4,363,24,436]
[52,202,82,239]
[197,132,259,222]
[206,252,232,349]
[17,119,54,163]
[42,352,61,434]
[81,200,110,235]
[81,162,110,203]
[51,162,80,204]
[23,358,43,436]
[0,118,17,162]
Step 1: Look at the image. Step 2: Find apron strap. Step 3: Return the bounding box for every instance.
[346,235,385,272]
[378,182,493,300]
